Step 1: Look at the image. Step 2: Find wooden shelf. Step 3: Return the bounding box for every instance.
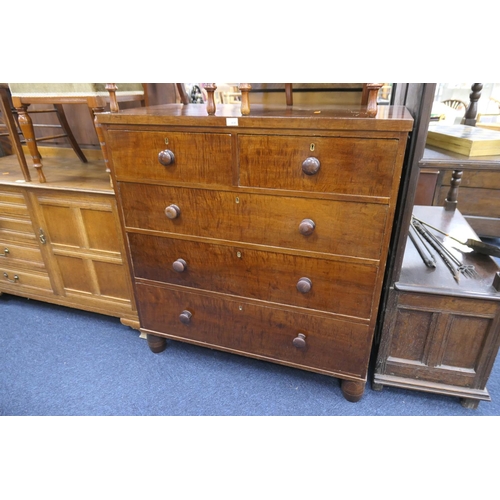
[421,146,500,170]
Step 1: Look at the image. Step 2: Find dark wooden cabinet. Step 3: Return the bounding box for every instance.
[98,102,412,402]
[373,84,500,408]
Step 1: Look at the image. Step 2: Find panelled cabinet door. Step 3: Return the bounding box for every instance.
[28,189,137,320]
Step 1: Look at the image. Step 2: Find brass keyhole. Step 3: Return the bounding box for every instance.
[164,138,169,145]
[310,143,315,152]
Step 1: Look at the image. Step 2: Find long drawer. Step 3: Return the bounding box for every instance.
[119,183,388,260]
[107,130,233,186]
[128,232,378,319]
[238,134,400,197]
[0,265,52,292]
[136,282,372,379]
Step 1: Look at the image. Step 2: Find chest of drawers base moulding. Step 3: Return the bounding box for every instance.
[98,103,413,403]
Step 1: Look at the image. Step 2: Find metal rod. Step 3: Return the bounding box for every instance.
[412,220,460,283]
[408,223,436,268]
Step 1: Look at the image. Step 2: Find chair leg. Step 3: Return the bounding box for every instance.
[0,88,31,181]
[91,105,113,186]
[54,104,87,163]
[15,104,46,183]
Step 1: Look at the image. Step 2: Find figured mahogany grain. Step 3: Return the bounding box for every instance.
[239,135,400,197]
[119,183,389,260]
[128,232,378,319]
[136,282,372,379]
[107,130,233,187]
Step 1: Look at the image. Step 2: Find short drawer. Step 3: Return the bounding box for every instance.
[238,134,400,197]
[107,130,233,186]
[119,183,388,260]
[0,190,31,218]
[0,216,36,244]
[0,241,45,270]
[136,282,372,379]
[128,233,378,319]
[0,266,52,291]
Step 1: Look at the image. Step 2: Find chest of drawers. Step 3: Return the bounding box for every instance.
[98,103,413,402]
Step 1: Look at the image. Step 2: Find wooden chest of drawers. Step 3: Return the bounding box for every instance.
[98,103,413,402]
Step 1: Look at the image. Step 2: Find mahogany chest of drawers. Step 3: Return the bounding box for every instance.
[98,103,413,402]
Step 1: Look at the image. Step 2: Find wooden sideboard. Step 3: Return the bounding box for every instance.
[0,154,139,328]
[98,103,413,402]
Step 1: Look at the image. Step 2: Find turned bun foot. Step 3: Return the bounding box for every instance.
[340,379,365,402]
[147,333,167,353]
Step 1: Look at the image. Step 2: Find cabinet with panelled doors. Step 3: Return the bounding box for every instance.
[98,103,413,402]
[0,160,139,329]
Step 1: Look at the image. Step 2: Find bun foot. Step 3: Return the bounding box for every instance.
[147,333,167,353]
[341,379,365,402]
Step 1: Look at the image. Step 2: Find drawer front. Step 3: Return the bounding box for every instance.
[0,266,52,291]
[0,190,31,218]
[136,282,372,379]
[238,135,400,197]
[119,183,388,260]
[129,233,378,319]
[108,130,233,186]
[0,241,45,269]
[0,216,36,244]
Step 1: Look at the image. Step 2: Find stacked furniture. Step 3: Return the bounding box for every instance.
[0,158,139,328]
[373,84,500,408]
[0,84,139,328]
[98,100,413,402]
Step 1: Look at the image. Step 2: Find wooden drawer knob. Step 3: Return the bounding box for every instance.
[302,157,320,175]
[172,258,187,272]
[299,219,315,236]
[296,277,312,293]
[165,204,181,219]
[293,333,307,349]
[179,310,192,324]
[158,149,175,166]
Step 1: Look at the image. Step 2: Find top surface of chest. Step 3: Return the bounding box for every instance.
[97,103,413,131]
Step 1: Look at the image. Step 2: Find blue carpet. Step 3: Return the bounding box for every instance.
[1,293,499,416]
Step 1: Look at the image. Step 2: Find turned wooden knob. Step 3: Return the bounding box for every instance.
[165,204,181,219]
[302,157,320,175]
[179,310,192,324]
[299,219,315,236]
[158,149,175,166]
[296,277,312,293]
[172,258,187,272]
[293,333,307,349]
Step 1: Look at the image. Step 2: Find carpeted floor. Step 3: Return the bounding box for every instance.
[1,292,499,416]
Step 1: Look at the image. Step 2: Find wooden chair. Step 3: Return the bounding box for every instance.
[442,99,468,112]
[8,83,148,183]
[202,83,384,117]
[1,84,91,182]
